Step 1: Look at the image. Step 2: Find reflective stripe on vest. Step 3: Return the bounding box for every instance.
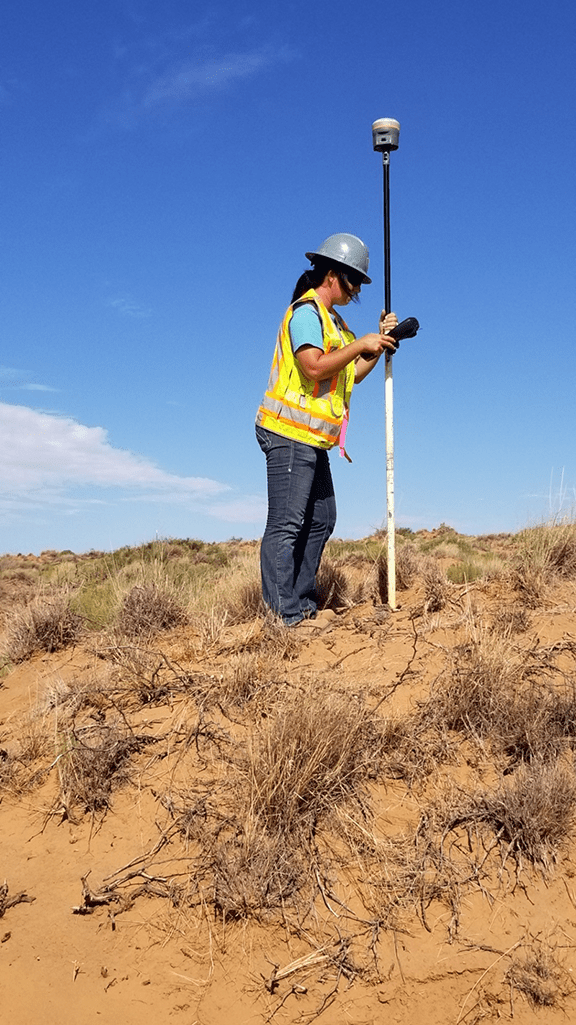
[255,290,356,448]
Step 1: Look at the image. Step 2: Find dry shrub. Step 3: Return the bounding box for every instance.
[491,604,531,636]
[212,831,304,918]
[506,941,573,1007]
[242,687,383,836]
[222,579,264,623]
[3,590,83,662]
[379,712,454,785]
[376,544,419,602]
[514,519,576,605]
[316,558,350,610]
[478,761,576,868]
[421,559,450,612]
[116,583,188,638]
[219,652,267,708]
[57,721,148,814]
[424,624,576,764]
[173,688,385,920]
[425,626,524,747]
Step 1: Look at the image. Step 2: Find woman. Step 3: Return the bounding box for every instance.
[255,233,398,626]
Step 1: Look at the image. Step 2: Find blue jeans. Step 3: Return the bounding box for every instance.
[256,425,337,625]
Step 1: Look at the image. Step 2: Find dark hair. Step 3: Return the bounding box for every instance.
[291,257,360,304]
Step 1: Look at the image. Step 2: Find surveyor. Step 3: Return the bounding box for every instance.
[255,233,398,626]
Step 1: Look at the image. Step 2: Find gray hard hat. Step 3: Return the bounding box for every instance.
[305,233,372,284]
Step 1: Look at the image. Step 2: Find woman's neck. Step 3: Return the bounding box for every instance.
[313,281,335,313]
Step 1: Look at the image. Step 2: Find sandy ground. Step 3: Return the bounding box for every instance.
[2,568,576,1024]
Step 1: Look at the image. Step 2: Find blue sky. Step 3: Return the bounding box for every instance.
[2,0,575,554]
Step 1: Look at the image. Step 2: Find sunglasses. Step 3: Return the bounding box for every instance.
[341,268,364,288]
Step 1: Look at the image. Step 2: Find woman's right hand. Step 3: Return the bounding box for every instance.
[358,332,398,359]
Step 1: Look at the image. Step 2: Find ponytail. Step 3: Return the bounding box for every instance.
[291,262,329,304]
[290,256,358,305]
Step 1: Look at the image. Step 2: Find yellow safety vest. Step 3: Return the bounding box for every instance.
[256,289,356,449]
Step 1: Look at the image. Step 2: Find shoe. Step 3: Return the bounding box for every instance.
[314,609,337,624]
[292,618,320,631]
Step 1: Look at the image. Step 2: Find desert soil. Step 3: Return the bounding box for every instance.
[2,558,576,1024]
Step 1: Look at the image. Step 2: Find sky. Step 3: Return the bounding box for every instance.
[2,0,576,555]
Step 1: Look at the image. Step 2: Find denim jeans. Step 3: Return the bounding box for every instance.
[256,425,337,625]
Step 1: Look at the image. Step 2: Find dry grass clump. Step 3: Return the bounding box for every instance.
[211,831,305,919]
[358,764,576,927]
[413,762,576,877]
[490,603,531,636]
[421,559,451,612]
[41,672,112,720]
[0,706,56,794]
[506,940,573,1007]
[56,721,149,814]
[341,794,469,932]
[102,645,198,706]
[196,607,230,652]
[242,687,383,837]
[316,557,351,609]
[445,556,505,584]
[116,583,188,638]
[221,579,264,623]
[168,687,386,921]
[477,761,576,868]
[425,626,524,748]
[376,543,420,602]
[378,712,455,785]
[187,547,261,622]
[513,519,576,605]
[218,652,270,709]
[2,590,84,662]
[423,623,576,765]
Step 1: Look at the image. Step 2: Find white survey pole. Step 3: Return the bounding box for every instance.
[372,118,400,609]
[385,351,396,609]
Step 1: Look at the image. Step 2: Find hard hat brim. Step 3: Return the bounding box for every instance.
[304,253,372,285]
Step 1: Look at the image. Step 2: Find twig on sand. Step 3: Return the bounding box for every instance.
[372,615,421,712]
[0,882,36,918]
[263,949,331,993]
[102,829,173,880]
[393,929,406,984]
[456,940,522,1024]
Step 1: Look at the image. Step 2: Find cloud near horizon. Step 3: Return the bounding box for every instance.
[0,402,264,524]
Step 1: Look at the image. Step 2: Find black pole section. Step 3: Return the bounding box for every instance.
[382,152,391,341]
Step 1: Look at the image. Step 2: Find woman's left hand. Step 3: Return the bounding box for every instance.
[379,311,398,334]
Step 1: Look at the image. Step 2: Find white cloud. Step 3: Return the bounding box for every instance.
[205,495,267,523]
[99,37,296,131]
[0,365,57,392]
[142,49,277,107]
[0,366,22,381]
[108,295,152,318]
[0,402,227,495]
